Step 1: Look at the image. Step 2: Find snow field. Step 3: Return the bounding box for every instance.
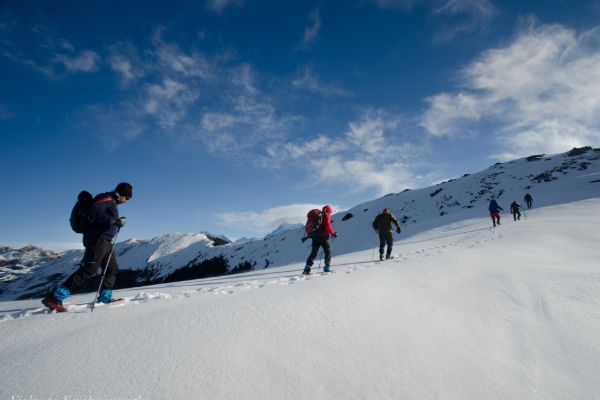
[0,199,599,399]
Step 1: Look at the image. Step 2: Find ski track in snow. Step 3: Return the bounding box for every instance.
[0,220,501,324]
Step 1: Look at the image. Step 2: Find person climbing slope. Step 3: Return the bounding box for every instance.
[303,205,337,275]
[489,198,503,227]
[372,208,401,261]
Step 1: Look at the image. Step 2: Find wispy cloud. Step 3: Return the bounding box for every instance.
[0,104,14,120]
[216,203,335,236]
[194,93,301,165]
[421,21,600,159]
[54,49,100,72]
[0,23,101,77]
[371,0,423,10]
[144,78,200,129]
[108,43,145,87]
[152,30,215,80]
[432,0,497,42]
[292,67,352,97]
[275,110,434,195]
[370,0,497,41]
[301,7,322,50]
[83,103,147,150]
[0,11,16,33]
[206,0,245,14]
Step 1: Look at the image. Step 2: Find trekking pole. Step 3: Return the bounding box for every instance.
[372,232,378,261]
[91,228,120,312]
[318,249,322,269]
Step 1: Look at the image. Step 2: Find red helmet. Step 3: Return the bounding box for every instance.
[322,205,333,214]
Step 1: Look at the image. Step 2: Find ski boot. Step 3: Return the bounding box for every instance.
[97,289,113,304]
[41,295,67,313]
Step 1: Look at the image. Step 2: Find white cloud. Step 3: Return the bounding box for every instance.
[420,22,600,158]
[108,44,145,87]
[144,78,200,129]
[301,7,322,50]
[201,112,238,131]
[421,92,482,136]
[311,157,419,196]
[194,94,299,165]
[1,23,101,76]
[276,111,432,195]
[346,115,400,157]
[153,32,215,80]
[55,49,100,72]
[231,63,257,94]
[216,203,335,236]
[292,67,352,97]
[206,0,245,14]
[281,135,339,159]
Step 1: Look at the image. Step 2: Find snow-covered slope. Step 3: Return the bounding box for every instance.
[1,197,599,399]
[0,245,60,283]
[1,147,599,301]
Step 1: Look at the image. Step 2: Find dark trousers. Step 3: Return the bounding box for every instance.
[306,236,331,267]
[378,231,393,258]
[512,210,521,220]
[526,200,532,209]
[64,236,118,292]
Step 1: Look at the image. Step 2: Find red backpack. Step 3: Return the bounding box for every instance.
[305,209,322,237]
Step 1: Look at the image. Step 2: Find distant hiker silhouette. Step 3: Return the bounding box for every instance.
[303,205,336,275]
[488,198,503,227]
[372,208,401,261]
[510,201,522,221]
[42,182,133,312]
[524,193,533,209]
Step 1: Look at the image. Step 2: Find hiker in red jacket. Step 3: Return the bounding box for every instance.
[303,205,337,275]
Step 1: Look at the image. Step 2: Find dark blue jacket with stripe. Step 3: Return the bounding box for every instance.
[84,192,120,243]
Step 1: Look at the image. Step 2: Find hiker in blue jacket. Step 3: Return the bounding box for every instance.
[489,198,503,227]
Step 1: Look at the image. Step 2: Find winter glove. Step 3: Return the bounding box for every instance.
[396,227,401,234]
[332,233,338,238]
[114,217,126,228]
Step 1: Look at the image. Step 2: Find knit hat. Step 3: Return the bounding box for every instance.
[323,205,333,214]
[115,182,133,199]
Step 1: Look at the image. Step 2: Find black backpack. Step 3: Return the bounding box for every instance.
[69,191,94,233]
[372,214,381,231]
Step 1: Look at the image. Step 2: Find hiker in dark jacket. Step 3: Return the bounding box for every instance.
[524,193,533,209]
[489,198,503,227]
[303,205,336,275]
[42,182,133,312]
[510,201,522,221]
[372,208,401,261]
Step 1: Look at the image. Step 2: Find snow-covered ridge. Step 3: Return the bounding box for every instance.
[1,196,599,399]
[265,222,305,238]
[0,245,60,283]
[1,146,599,300]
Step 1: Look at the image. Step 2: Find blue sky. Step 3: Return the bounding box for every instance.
[1,0,599,250]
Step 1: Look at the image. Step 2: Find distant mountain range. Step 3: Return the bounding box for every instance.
[1,146,599,300]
